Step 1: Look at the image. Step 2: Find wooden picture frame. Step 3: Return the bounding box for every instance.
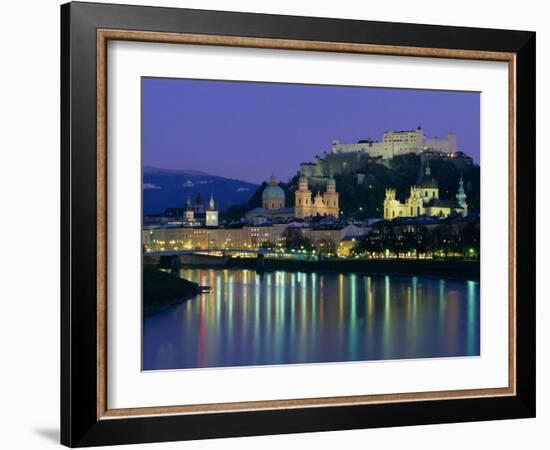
[61,1,535,447]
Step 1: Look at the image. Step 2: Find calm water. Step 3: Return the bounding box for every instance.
[143,269,479,370]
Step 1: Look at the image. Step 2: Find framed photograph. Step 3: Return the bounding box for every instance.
[61,2,536,447]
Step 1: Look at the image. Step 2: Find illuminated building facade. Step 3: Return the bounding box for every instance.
[299,127,463,185]
[330,126,456,160]
[182,193,219,227]
[294,174,339,219]
[144,222,364,253]
[205,193,219,227]
[145,223,289,252]
[383,163,467,219]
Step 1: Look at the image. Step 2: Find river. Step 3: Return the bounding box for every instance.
[143,268,479,370]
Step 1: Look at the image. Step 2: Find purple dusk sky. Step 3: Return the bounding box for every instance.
[142,77,480,184]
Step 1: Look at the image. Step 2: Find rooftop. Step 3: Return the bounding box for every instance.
[425,198,462,209]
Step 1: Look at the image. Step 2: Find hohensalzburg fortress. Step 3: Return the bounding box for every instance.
[331,126,456,159]
[299,127,467,184]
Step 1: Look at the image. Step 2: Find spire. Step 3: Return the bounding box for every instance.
[456,175,467,205]
[269,173,277,186]
[186,195,193,210]
[327,171,336,192]
[425,162,431,177]
[298,170,308,192]
[209,193,215,210]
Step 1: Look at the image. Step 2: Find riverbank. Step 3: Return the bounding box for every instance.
[226,257,480,280]
[144,254,480,281]
[143,266,200,316]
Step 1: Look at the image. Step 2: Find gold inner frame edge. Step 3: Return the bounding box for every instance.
[96,29,517,420]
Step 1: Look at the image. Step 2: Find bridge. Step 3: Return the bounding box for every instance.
[144,247,313,274]
[144,248,291,258]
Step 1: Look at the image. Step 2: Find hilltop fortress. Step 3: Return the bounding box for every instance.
[331,126,456,159]
[300,127,472,186]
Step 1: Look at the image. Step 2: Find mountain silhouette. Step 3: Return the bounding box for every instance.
[143,166,258,215]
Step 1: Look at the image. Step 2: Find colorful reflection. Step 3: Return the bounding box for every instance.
[143,269,480,370]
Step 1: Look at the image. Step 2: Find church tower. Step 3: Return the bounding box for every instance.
[206,193,219,227]
[294,173,312,219]
[415,162,439,202]
[384,188,397,219]
[456,175,468,217]
[194,194,205,214]
[322,176,339,218]
[184,196,195,223]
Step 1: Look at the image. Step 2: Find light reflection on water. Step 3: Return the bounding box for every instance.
[143,269,480,370]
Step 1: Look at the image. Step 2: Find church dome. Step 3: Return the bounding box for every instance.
[262,185,285,202]
[417,177,438,189]
[262,174,285,203]
[417,162,438,188]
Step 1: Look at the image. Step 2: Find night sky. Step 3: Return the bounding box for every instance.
[142,77,480,184]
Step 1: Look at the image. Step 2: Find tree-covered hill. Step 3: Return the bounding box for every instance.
[222,153,480,221]
[332,154,480,218]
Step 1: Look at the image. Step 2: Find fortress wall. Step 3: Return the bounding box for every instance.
[424,133,456,152]
[301,152,373,180]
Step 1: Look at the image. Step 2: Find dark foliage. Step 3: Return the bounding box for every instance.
[282,227,313,251]
[354,220,480,259]
[221,153,480,221]
[143,266,199,309]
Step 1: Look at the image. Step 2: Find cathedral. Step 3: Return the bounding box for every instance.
[294,173,339,219]
[245,174,295,223]
[383,163,468,219]
[183,193,219,227]
[245,173,340,223]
